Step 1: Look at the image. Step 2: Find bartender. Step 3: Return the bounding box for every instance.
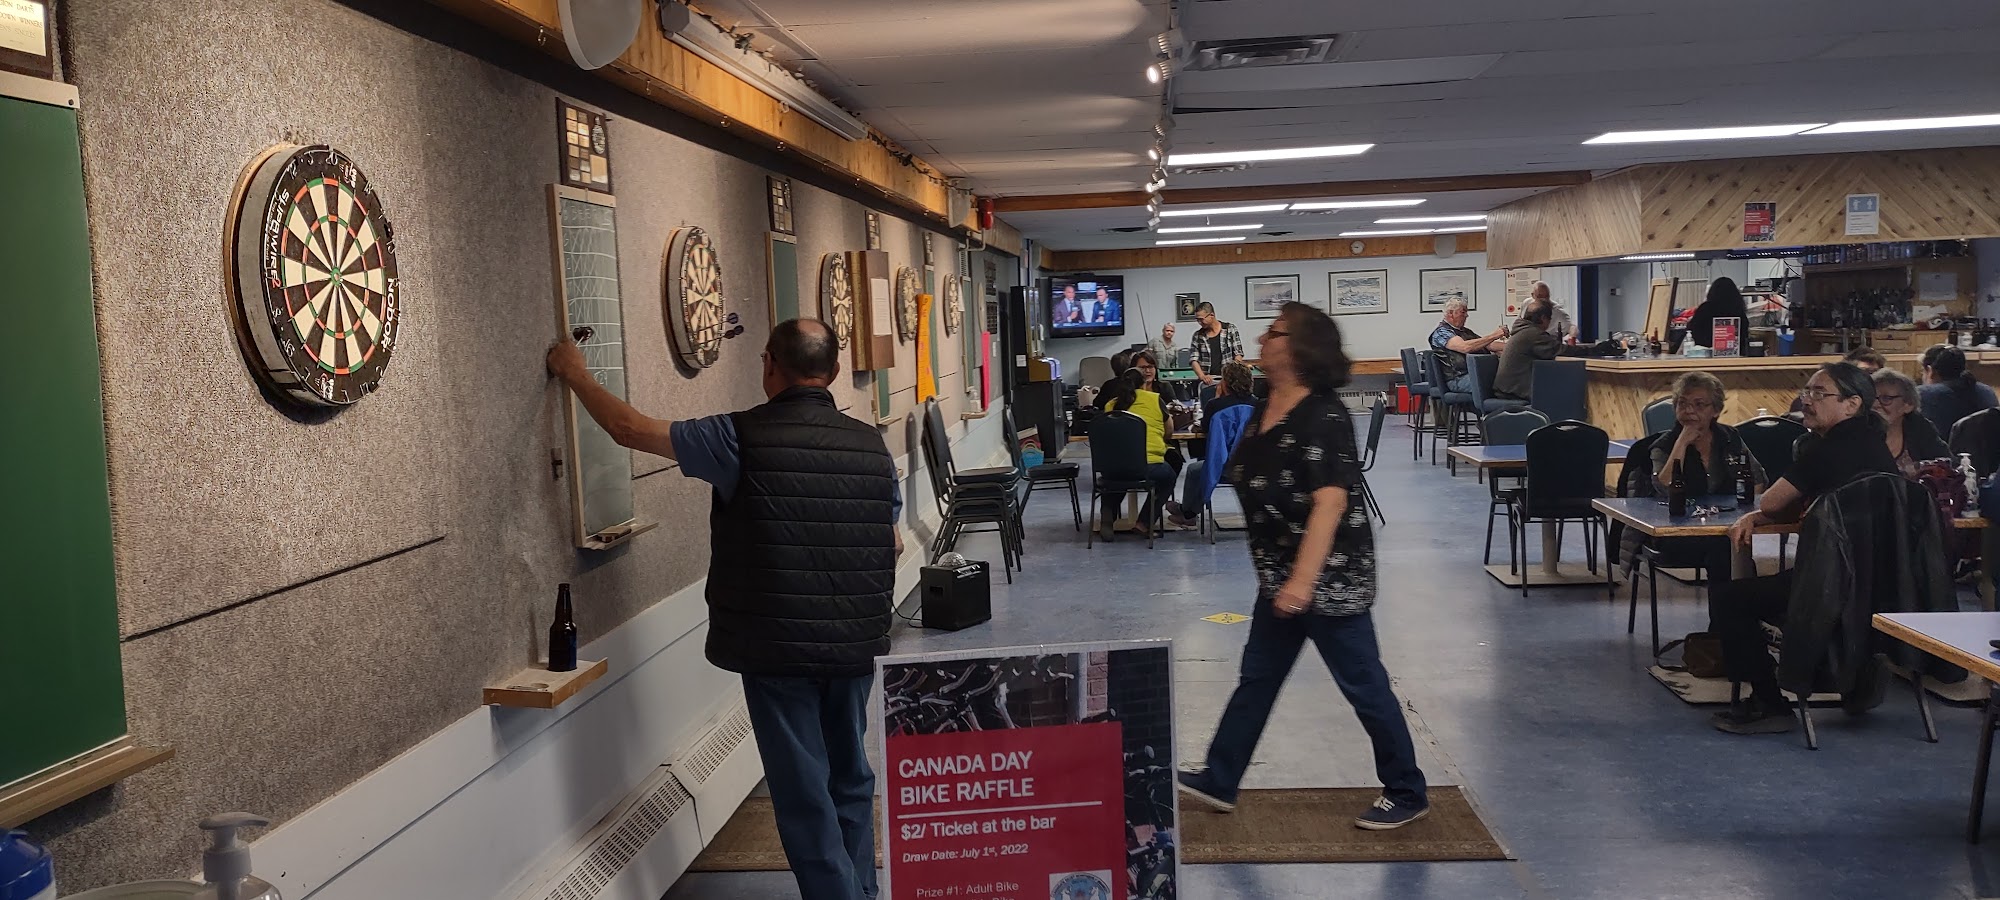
[1680,277,1749,353]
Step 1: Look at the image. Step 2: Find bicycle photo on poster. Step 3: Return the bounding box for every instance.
[877,641,1179,900]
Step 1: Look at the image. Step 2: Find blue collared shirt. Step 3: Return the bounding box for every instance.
[670,415,903,520]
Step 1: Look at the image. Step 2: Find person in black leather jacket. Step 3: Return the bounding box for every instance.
[1713,362,1897,734]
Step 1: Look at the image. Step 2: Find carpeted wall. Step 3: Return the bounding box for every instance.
[33,0,966,887]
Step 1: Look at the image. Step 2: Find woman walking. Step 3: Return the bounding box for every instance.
[1176,302,1430,830]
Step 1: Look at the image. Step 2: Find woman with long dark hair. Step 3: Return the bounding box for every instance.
[1683,276,1748,352]
[1096,366,1177,540]
[1918,343,1998,438]
[1176,302,1430,830]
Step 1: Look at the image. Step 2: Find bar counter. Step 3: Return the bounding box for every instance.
[1583,350,2000,437]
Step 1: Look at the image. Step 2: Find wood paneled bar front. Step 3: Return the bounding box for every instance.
[1585,355,1900,439]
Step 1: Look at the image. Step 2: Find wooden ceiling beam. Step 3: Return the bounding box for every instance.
[991,171,1595,213]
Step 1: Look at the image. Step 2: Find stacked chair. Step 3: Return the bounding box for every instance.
[919,400,1022,581]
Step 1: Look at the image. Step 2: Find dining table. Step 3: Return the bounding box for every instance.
[1871,611,2000,842]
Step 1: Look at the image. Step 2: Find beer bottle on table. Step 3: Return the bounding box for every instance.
[1735,452,1756,506]
[549,583,579,672]
[1667,459,1688,517]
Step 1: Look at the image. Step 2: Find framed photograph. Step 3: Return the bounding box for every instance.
[1174,292,1201,321]
[767,176,794,235]
[556,99,613,193]
[1327,270,1389,315]
[1244,275,1299,319]
[1420,267,1477,314]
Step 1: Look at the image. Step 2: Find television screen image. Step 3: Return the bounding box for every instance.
[1047,275,1126,339]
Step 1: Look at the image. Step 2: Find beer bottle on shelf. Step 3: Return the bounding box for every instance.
[549,583,579,672]
[1667,459,1689,517]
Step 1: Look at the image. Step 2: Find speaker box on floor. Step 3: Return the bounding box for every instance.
[919,561,991,631]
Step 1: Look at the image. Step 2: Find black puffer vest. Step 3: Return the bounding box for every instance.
[705,386,897,677]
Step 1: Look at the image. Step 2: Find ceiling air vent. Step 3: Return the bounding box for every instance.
[1105,226,1149,233]
[1183,34,1343,71]
[1259,231,1294,237]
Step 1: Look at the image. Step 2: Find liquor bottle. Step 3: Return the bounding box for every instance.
[549,583,578,672]
[1961,454,1982,519]
[1735,452,1756,506]
[1667,459,1688,517]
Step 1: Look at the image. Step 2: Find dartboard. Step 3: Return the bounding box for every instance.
[942,279,963,336]
[665,226,724,369]
[229,144,400,407]
[820,252,853,349]
[894,266,921,343]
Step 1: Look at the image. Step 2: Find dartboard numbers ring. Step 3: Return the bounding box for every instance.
[228,144,401,408]
[665,226,725,369]
[943,279,963,336]
[820,252,853,349]
[894,266,921,343]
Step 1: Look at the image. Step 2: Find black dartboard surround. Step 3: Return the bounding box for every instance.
[229,144,402,408]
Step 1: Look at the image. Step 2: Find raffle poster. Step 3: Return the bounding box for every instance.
[877,641,1178,900]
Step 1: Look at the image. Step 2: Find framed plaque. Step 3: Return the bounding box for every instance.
[0,0,54,79]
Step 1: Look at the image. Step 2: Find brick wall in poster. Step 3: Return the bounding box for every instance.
[1105,647,1172,757]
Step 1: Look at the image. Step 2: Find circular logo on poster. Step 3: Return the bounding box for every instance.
[1051,872,1111,900]
[229,144,401,408]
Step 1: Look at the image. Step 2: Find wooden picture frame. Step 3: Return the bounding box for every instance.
[1244,274,1299,319]
[767,175,794,235]
[555,99,612,193]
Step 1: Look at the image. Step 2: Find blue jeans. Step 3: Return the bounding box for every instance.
[741,674,877,900]
[1201,602,1427,807]
[1101,461,1177,526]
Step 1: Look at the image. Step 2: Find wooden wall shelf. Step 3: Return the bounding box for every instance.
[0,738,173,827]
[483,658,608,709]
[580,520,657,552]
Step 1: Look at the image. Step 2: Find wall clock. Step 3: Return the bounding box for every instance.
[894,266,921,343]
[228,144,401,408]
[664,226,724,369]
[942,279,963,336]
[820,252,853,349]
[1350,240,1366,254]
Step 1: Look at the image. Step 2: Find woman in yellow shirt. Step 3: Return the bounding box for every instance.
[1097,366,1178,539]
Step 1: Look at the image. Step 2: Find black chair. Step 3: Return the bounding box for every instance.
[1641,397,1676,437]
[1511,420,1610,597]
[1425,350,1475,465]
[1416,349,1444,461]
[1086,411,1159,550]
[1737,415,1808,484]
[1470,353,1528,416]
[1950,408,2000,479]
[1004,406,1082,530]
[1357,396,1389,524]
[1481,408,1550,571]
[1400,347,1433,448]
[1528,359,1588,425]
[1606,433,1701,655]
[920,401,1022,580]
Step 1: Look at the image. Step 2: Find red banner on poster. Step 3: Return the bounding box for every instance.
[886,722,1127,900]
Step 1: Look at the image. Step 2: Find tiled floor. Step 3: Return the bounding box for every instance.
[666,419,2000,899]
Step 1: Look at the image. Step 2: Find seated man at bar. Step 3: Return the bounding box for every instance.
[1494,297,1615,401]
[1428,298,1507,394]
[1714,363,1896,734]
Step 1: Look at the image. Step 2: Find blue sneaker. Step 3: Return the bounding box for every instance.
[1354,795,1429,830]
[1175,770,1236,813]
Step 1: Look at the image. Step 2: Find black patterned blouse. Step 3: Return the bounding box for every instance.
[1223,391,1376,616]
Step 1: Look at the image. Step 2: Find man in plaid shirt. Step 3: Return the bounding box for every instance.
[1190,301,1244,386]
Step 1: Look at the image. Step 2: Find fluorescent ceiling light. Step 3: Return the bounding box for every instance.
[1339,228,1436,237]
[1156,224,1263,233]
[1166,144,1373,166]
[1289,198,1425,210]
[1158,204,1289,218]
[1432,225,1488,234]
[1584,124,1824,144]
[1620,252,1696,261]
[1376,214,1486,224]
[1156,236,1247,246]
[1806,113,2000,135]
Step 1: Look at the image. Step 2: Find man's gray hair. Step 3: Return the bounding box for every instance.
[1443,298,1469,315]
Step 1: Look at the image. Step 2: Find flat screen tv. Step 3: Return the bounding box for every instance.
[1045,275,1126,339]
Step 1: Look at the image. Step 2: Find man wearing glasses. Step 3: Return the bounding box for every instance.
[1713,362,1895,735]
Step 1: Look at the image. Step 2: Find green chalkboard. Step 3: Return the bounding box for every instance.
[766,234,799,323]
[0,91,129,788]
